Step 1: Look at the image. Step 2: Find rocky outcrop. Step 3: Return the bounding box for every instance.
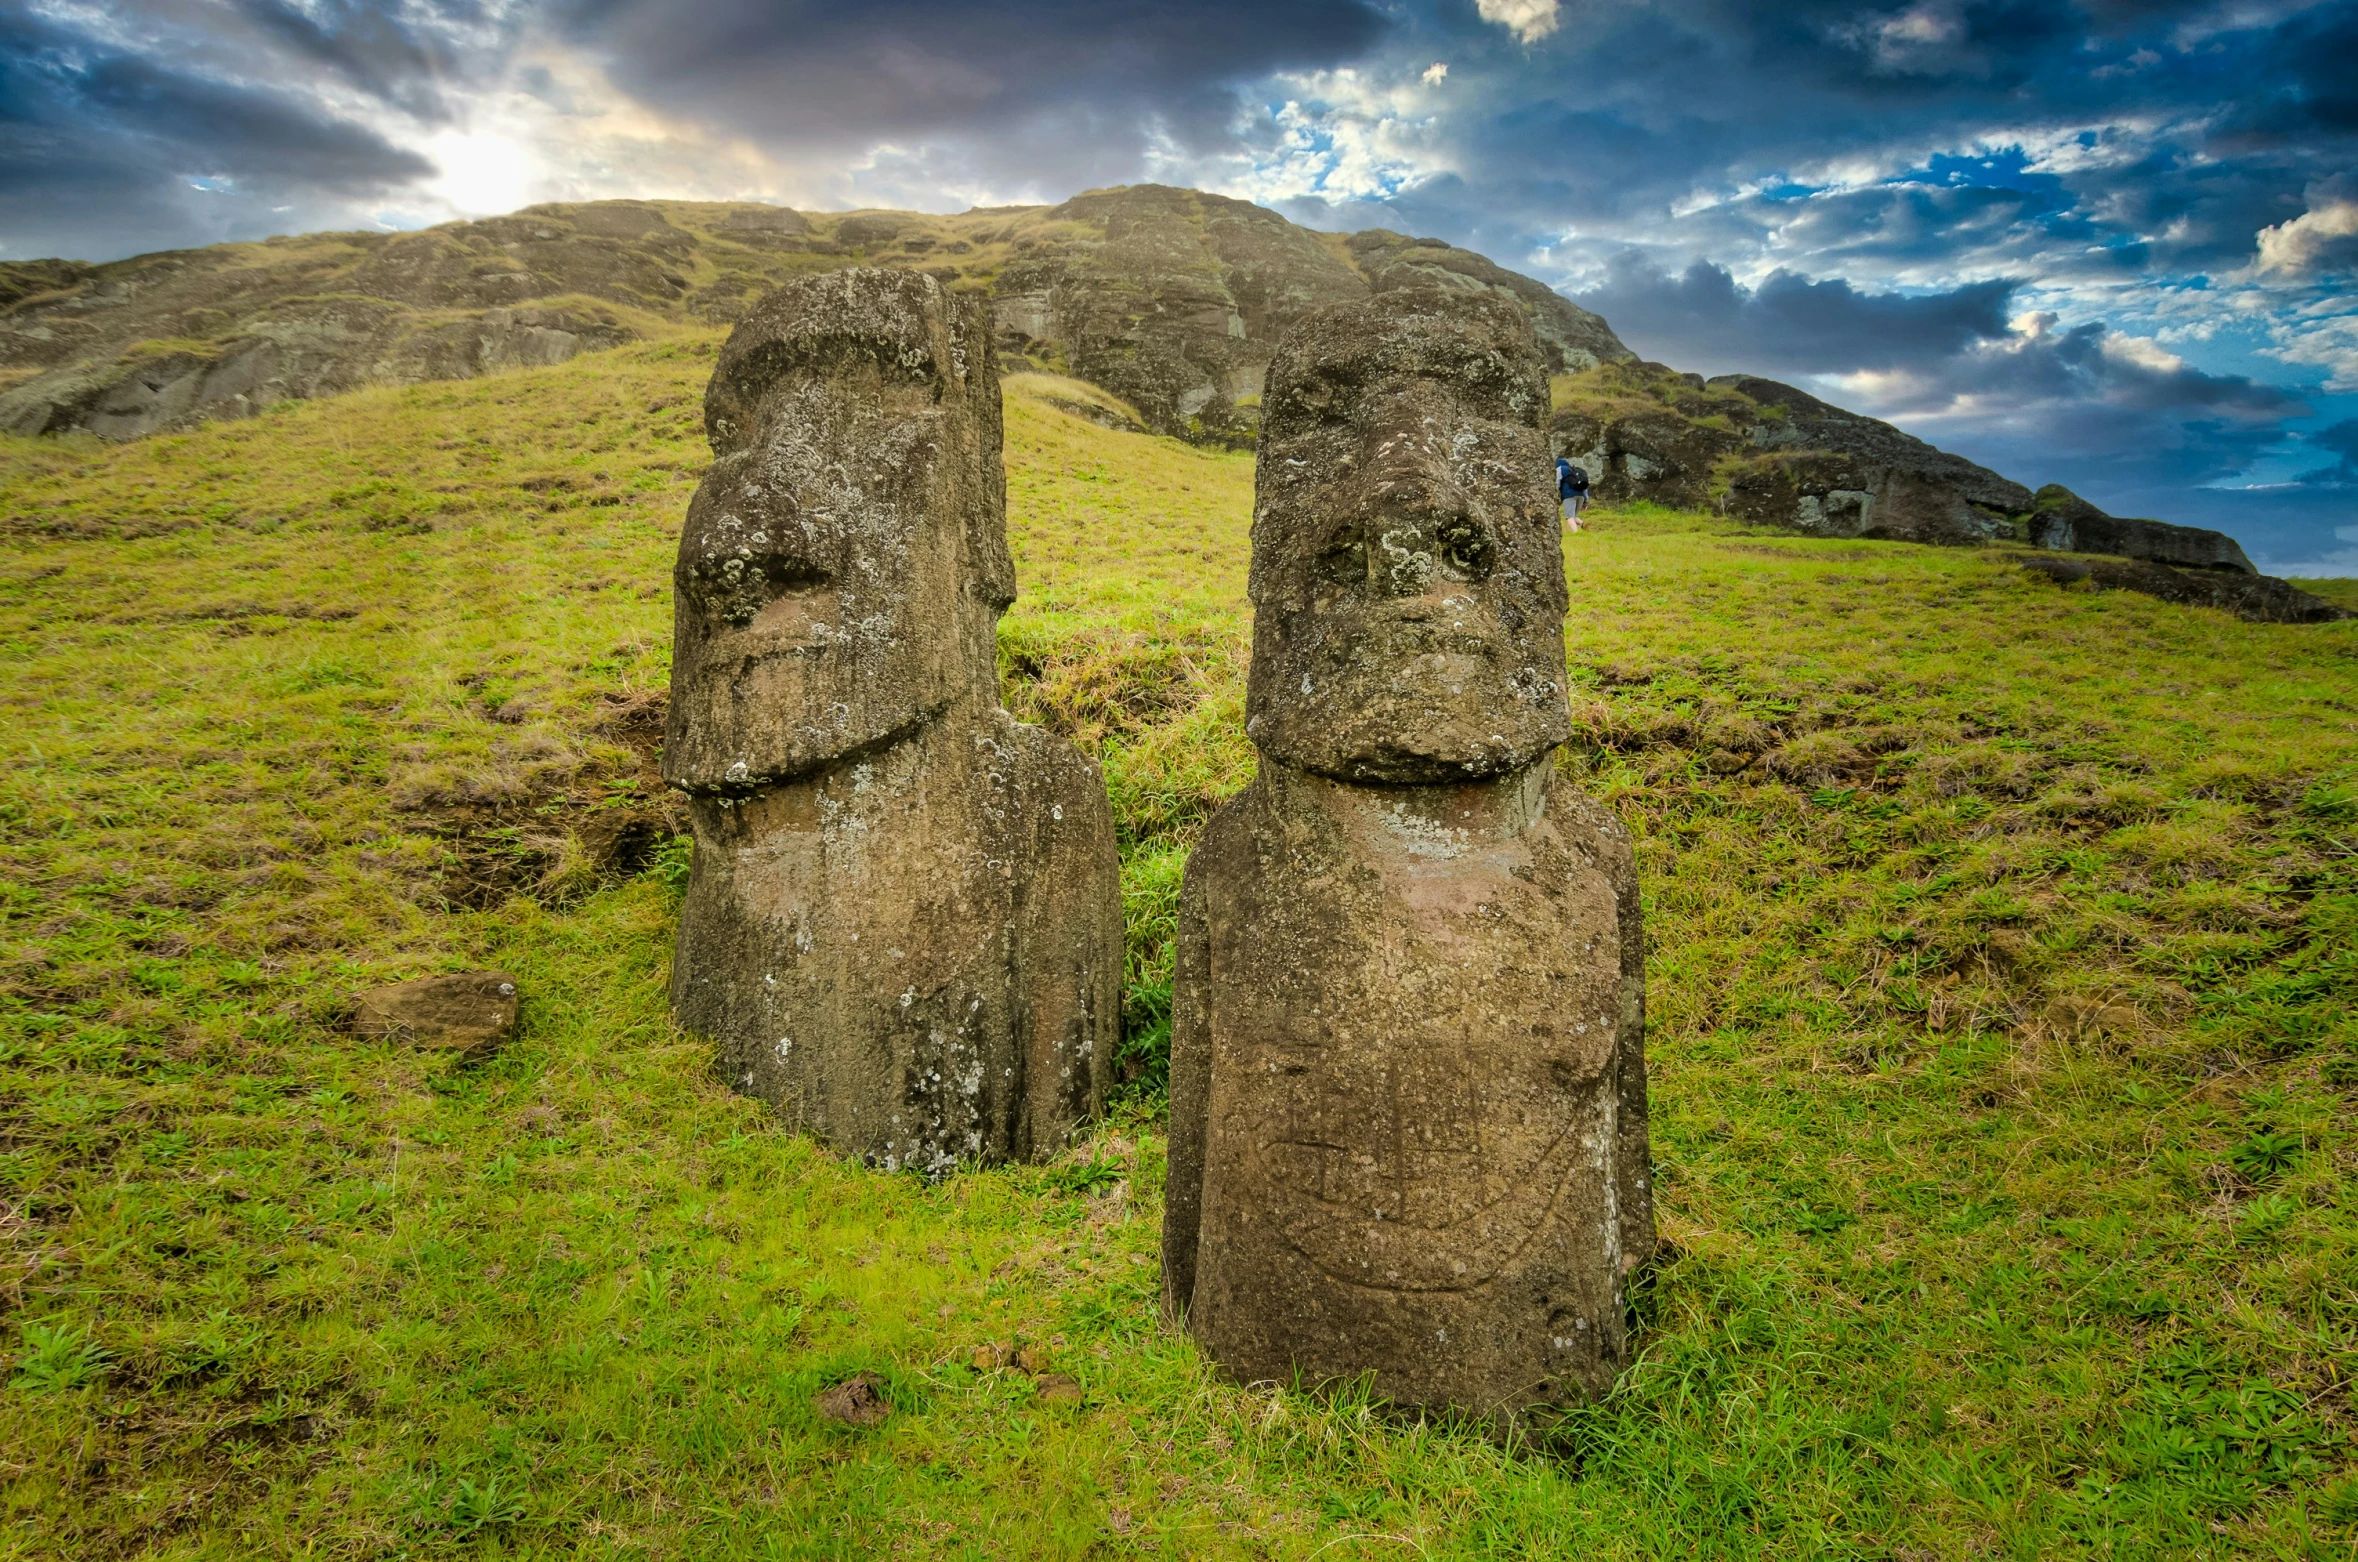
[1550,361,2035,545]
[989,185,1376,448]
[664,269,1124,1175]
[1165,289,1652,1421]
[1713,374,2036,516]
[352,972,519,1058]
[0,302,630,439]
[2019,556,2345,623]
[2026,485,2256,573]
[1548,361,2261,567]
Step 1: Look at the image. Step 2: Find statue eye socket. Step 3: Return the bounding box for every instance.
[1437,523,1494,580]
[1317,536,1367,583]
[688,554,831,627]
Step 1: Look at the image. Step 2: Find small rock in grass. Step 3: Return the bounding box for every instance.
[815,1373,890,1427]
[352,972,518,1056]
[1035,1373,1084,1405]
[1013,1344,1048,1375]
[970,1342,1009,1371]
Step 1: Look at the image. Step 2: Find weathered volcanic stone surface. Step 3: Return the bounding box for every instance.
[353,972,519,1055]
[1164,289,1654,1420]
[664,268,1123,1174]
[1347,229,1629,375]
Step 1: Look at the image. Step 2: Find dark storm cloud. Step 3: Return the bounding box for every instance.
[2301,419,2358,485]
[559,0,1390,175]
[1569,255,2016,374]
[1862,316,2308,492]
[1358,0,2358,285]
[0,4,435,259]
[228,0,471,120]
[2210,0,2358,147]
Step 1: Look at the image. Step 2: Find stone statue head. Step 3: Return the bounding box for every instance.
[1245,288,1571,783]
[664,268,1013,792]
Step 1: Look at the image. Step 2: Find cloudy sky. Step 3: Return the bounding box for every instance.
[5,0,2355,570]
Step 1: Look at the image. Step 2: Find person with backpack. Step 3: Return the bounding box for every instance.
[1556,456,1591,531]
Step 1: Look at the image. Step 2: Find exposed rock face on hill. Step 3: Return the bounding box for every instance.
[2025,484,2255,573]
[0,185,1631,449]
[1550,361,2257,571]
[987,185,1375,447]
[2018,556,2345,623]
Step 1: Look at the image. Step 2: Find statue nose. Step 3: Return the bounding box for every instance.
[1360,500,1492,596]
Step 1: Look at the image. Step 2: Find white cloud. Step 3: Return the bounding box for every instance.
[1473,0,1562,45]
[2265,312,2358,392]
[1422,61,1450,86]
[1205,68,1455,205]
[2254,187,2358,278]
[2103,333,2186,373]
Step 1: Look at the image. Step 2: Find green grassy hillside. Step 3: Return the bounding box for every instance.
[2,340,2355,1559]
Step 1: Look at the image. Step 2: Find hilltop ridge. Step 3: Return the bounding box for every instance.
[0,185,1628,451]
[0,183,2307,609]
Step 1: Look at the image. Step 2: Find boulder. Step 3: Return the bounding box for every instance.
[352,972,519,1055]
[813,1373,891,1427]
[1164,288,1654,1423]
[663,269,1124,1175]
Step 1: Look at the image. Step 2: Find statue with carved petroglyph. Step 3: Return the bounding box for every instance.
[663,268,1123,1174]
[1161,287,1654,1418]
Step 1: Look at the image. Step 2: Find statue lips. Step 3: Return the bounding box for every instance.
[1321,592,1502,694]
[1267,590,1558,779]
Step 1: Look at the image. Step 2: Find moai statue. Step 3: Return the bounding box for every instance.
[1161,288,1654,1419]
[664,268,1123,1175]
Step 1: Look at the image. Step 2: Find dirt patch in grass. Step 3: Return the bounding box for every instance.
[405,691,684,910]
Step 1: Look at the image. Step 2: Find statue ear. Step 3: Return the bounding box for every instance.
[952,290,1015,614]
